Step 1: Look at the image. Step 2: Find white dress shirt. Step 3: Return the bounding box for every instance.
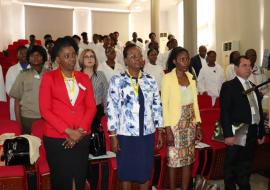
[199,56,207,68]
[226,64,236,81]
[5,63,31,120]
[143,62,164,91]
[98,61,126,83]
[197,63,225,103]
[0,65,6,102]
[237,76,259,124]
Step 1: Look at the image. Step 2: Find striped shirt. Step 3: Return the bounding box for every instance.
[91,71,108,105]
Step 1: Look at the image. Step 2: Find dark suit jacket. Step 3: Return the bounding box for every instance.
[220,77,265,139]
[190,54,202,77]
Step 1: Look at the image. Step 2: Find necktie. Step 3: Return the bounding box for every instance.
[245,80,260,124]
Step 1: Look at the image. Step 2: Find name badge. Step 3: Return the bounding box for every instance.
[34,74,40,79]
[132,103,140,114]
[78,83,86,91]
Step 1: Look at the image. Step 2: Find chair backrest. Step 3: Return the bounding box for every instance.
[198,95,212,110]
[200,108,221,145]
[31,119,45,139]
[213,97,220,108]
[31,119,48,168]
[0,119,21,136]
[0,99,10,120]
[100,116,110,152]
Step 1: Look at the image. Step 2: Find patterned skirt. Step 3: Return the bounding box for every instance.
[167,103,196,168]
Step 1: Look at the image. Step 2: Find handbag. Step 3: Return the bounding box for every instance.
[3,136,30,166]
[89,122,106,157]
[194,175,220,190]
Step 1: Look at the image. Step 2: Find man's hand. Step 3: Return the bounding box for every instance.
[224,136,236,146]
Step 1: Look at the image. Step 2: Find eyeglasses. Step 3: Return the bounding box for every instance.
[84,55,95,60]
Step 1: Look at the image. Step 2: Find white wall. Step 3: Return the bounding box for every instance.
[215,0,270,66]
[129,10,151,43]
[73,9,92,39]
[25,5,73,42]
[92,11,129,43]
[159,11,168,34]
[0,0,24,50]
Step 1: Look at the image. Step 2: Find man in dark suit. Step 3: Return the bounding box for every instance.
[220,55,265,190]
[189,45,207,76]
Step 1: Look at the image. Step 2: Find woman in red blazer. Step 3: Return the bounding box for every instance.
[39,36,96,190]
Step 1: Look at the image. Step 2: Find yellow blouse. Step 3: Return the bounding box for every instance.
[161,68,201,127]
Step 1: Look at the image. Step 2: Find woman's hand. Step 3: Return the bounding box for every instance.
[65,128,84,143]
[196,124,203,141]
[110,136,120,153]
[166,127,174,147]
[62,138,76,149]
[156,130,163,149]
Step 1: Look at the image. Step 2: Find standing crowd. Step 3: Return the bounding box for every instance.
[0,31,268,190]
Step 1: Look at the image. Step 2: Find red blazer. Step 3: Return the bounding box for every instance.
[39,69,96,138]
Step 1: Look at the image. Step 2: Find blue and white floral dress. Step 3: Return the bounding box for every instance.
[107,71,163,183]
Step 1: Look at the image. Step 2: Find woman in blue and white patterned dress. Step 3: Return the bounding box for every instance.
[107,43,163,190]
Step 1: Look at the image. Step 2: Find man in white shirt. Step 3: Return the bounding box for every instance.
[197,50,224,104]
[0,64,6,102]
[113,31,124,53]
[5,46,30,120]
[190,45,207,77]
[95,35,112,64]
[245,49,268,95]
[145,32,157,51]
[131,32,144,51]
[98,46,125,83]
[89,33,101,53]
[226,51,240,81]
[143,48,164,91]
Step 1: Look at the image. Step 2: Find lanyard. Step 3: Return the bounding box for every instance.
[62,71,75,102]
[128,71,141,97]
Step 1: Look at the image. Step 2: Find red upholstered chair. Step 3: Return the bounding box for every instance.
[0,119,27,190]
[197,95,212,110]
[0,97,10,120]
[31,119,50,190]
[0,165,27,190]
[0,119,21,136]
[18,39,29,45]
[213,97,220,108]
[199,108,226,180]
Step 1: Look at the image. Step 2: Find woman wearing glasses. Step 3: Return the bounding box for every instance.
[107,43,163,190]
[162,47,202,190]
[79,48,108,122]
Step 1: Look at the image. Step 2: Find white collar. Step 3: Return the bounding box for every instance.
[237,75,249,85]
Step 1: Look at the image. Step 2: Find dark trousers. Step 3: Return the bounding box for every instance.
[224,125,257,190]
[21,116,40,134]
[44,136,90,190]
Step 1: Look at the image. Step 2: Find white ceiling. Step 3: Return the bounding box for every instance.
[20,0,179,11]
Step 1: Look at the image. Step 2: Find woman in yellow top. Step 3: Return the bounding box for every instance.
[161,47,202,190]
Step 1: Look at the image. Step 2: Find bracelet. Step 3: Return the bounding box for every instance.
[109,134,117,137]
